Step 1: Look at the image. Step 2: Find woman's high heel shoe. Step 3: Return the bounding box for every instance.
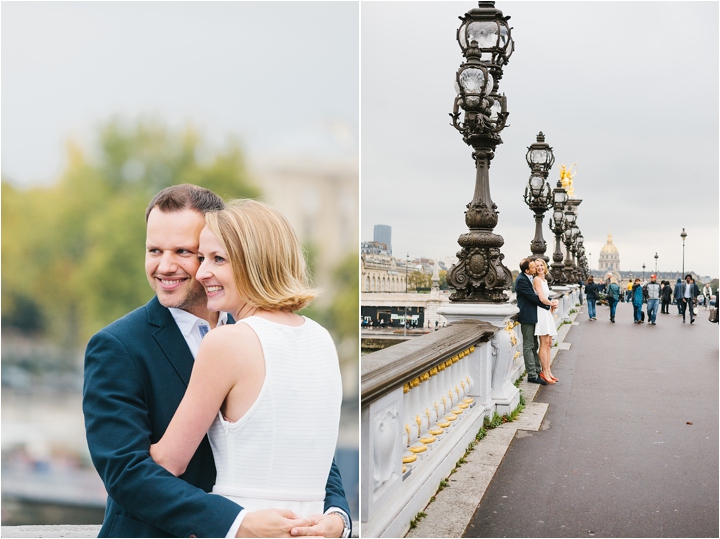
[550,375,559,382]
[539,372,556,384]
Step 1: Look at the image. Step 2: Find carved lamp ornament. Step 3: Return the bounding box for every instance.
[447,1,516,303]
[523,132,555,264]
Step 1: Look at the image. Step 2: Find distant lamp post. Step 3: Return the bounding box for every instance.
[446,1,515,303]
[562,209,578,282]
[642,263,646,281]
[548,183,568,284]
[654,252,658,274]
[680,228,687,276]
[404,253,409,336]
[523,132,555,264]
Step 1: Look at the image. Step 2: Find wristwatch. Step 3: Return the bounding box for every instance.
[327,510,351,538]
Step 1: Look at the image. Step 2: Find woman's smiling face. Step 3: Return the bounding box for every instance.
[196,225,245,315]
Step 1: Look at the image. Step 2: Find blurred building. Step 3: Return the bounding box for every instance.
[361,247,407,293]
[598,233,621,274]
[250,155,358,290]
[373,224,392,255]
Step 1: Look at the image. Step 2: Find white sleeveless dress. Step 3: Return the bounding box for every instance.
[534,279,557,337]
[207,315,342,516]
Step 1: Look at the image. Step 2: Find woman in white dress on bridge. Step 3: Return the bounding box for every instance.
[533,259,558,384]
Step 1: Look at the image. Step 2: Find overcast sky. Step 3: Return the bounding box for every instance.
[361,1,719,279]
[2,1,359,182]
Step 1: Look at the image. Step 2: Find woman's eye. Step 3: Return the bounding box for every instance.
[198,256,205,263]
[215,256,226,264]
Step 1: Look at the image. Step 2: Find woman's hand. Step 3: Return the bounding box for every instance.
[291,513,344,537]
[237,509,312,537]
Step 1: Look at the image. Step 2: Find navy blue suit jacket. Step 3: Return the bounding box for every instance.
[83,297,349,537]
[515,273,550,325]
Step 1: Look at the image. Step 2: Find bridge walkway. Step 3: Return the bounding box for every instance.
[409,300,719,538]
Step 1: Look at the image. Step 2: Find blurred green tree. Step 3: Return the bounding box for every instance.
[2,116,260,346]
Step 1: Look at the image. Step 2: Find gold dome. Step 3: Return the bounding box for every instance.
[600,233,618,254]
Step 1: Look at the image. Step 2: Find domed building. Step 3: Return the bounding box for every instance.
[598,233,621,277]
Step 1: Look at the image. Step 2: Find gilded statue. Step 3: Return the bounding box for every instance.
[559,162,578,197]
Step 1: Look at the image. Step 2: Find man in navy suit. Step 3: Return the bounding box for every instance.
[514,258,557,385]
[83,184,350,538]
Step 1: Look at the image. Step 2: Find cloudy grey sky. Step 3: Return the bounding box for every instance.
[2,1,359,183]
[361,1,719,278]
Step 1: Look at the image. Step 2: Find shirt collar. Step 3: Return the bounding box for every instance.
[168,308,229,337]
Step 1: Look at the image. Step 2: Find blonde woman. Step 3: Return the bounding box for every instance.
[150,199,349,538]
[533,259,558,384]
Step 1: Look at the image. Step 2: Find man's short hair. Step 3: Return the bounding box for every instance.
[145,183,225,222]
[519,258,532,273]
[685,274,693,280]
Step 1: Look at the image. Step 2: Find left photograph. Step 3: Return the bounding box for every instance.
[1,2,359,537]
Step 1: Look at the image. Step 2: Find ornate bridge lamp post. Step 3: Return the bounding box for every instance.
[446,1,515,303]
[548,184,569,285]
[680,228,687,276]
[523,132,555,263]
[654,252,658,274]
[573,232,584,282]
[561,210,577,283]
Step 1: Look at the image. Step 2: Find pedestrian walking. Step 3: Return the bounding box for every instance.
[674,278,684,316]
[644,274,660,325]
[584,275,599,320]
[625,279,633,303]
[702,282,712,309]
[660,280,672,314]
[632,278,644,323]
[606,276,621,323]
[681,274,700,324]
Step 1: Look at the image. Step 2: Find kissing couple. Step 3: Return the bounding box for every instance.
[514,257,559,386]
[83,184,351,538]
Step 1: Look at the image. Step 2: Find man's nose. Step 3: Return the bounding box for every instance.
[157,252,178,274]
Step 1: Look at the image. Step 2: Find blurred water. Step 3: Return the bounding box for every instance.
[1,388,359,524]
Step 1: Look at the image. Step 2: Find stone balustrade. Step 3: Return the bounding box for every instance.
[360,285,580,538]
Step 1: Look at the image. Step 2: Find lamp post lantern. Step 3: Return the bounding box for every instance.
[446,1,515,303]
[654,252,658,274]
[523,132,555,265]
[680,228,687,276]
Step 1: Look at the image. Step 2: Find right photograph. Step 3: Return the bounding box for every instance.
[360,2,719,538]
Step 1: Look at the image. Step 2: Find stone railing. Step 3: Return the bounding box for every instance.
[360,286,580,538]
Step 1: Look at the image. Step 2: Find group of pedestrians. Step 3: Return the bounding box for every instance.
[585,273,706,326]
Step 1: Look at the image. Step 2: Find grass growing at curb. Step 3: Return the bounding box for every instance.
[409,511,427,529]
[410,396,528,530]
[569,309,577,314]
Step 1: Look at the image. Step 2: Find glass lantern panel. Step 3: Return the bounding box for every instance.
[554,190,567,204]
[458,22,468,50]
[499,23,510,49]
[531,149,548,164]
[485,71,494,93]
[489,98,502,120]
[530,175,544,190]
[553,210,564,222]
[468,21,498,49]
[459,68,486,93]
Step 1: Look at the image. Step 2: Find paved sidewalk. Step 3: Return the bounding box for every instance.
[465,302,719,538]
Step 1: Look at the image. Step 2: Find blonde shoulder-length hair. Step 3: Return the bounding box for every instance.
[204,199,317,312]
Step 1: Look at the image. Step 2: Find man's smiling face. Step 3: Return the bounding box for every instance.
[145,208,207,317]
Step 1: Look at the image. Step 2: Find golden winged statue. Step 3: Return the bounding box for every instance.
[559,162,578,197]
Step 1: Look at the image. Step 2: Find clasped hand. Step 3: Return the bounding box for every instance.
[237,509,343,538]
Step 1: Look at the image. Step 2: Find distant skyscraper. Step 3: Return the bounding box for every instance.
[373,224,392,255]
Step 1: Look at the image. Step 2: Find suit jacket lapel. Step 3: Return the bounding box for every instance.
[146,296,195,387]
